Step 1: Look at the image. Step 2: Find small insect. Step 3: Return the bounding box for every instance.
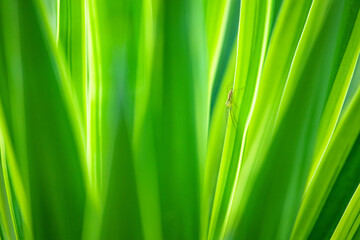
[225,88,238,129]
[225,88,234,108]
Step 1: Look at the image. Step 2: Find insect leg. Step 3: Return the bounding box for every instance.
[233,86,245,93]
[233,102,239,109]
[230,108,238,130]
[225,107,229,122]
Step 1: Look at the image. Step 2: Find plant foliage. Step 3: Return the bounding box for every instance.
[0,0,359,239]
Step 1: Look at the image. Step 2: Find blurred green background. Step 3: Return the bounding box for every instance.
[0,0,360,239]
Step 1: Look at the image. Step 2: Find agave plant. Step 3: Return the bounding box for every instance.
[0,0,359,239]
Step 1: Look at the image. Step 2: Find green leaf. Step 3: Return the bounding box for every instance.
[201,44,237,240]
[13,0,86,238]
[230,0,347,238]
[292,7,360,239]
[331,183,360,240]
[309,132,360,239]
[207,0,273,238]
[307,0,360,186]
